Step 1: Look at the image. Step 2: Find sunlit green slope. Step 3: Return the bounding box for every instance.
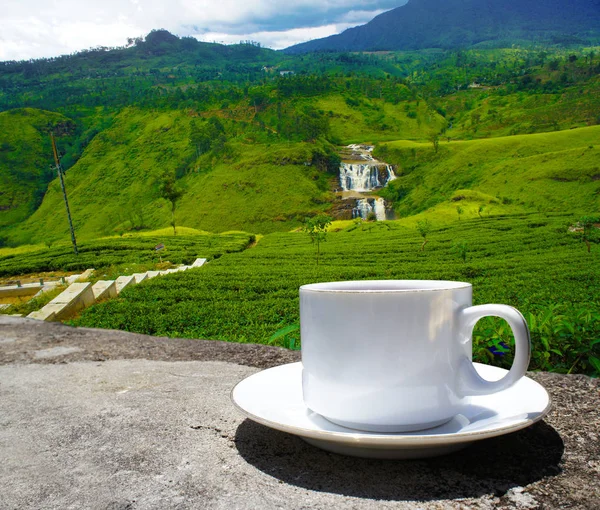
[4,108,334,244]
[0,108,73,228]
[377,125,600,219]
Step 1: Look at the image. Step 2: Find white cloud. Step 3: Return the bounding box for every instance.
[0,0,404,60]
[196,25,349,50]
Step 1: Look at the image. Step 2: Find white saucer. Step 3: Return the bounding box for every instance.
[231,362,551,459]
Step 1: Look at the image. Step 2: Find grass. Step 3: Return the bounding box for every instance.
[2,108,334,245]
[439,79,600,139]
[0,108,72,227]
[315,94,446,143]
[376,125,600,218]
[70,213,600,375]
[0,243,48,257]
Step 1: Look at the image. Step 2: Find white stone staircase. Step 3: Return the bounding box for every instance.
[20,258,208,322]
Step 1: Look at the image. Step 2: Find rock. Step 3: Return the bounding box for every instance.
[0,316,598,509]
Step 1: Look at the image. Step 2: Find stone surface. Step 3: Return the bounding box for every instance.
[91,280,118,301]
[0,316,599,510]
[0,316,299,368]
[192,258,207,267]
[132,273,148,284]
[0,282,43,298]
[115,275,136,294]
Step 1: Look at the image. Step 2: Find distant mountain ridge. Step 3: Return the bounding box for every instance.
[284,0,600,53]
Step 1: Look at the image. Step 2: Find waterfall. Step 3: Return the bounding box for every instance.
[386,164,397,183]
[352,198,387,221]
[338,144,397,221]
[339,163,396,192]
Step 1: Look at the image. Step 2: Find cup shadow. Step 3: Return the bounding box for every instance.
[234,419,564,501]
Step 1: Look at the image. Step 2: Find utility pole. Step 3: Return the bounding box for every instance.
[50,133,78,255]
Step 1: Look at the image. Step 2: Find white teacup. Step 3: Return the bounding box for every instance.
[300,280,531,433]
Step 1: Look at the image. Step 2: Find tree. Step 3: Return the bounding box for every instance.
[430,133,440,153]
[416,219,431,251]
[248,88,270,113]
[579,216,600,253]
[453,241,469,263]
[456,205,464,221]
[159,171,184,235]
[303,214,332,267]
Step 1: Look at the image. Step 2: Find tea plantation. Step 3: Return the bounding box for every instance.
[70,213,600,376]
[0,231,254,278]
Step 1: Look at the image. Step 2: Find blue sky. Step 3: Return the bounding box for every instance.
[0,0,407,61]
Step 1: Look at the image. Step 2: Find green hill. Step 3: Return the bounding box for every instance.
[2,107,338,245]
[0,108,74,230]
[3,104,599,246]
[1,41,599,246]
[377,126,600,218]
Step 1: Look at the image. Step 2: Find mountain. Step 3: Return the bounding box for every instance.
[284,0,600,54]
[1,27,599,246]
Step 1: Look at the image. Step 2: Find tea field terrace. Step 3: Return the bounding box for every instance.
[70,213,600,376]
[0,230,254,280]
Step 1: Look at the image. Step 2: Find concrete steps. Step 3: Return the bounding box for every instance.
[92,281,118,301]
[115,275,135,294]
[28,282,96,322]
[20,260,205,322]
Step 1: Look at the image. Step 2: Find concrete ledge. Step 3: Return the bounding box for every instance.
[0,316,598,509]
[65,268,94,284]
[132,273,148,284]
[32,281,63,298]
[91,280,117,301]
[192,258,207,267]
[65,274,82,284]
[0,283,44,298]
[27,303,66,321]
[115,275,135,294]
[26,308,57,321]
[146,271,160,279]
[45,282,95,320]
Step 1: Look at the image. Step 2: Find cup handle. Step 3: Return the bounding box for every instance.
[458,304,531,396]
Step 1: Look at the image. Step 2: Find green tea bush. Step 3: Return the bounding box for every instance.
[70,213,600,375]
[0,233,253,277]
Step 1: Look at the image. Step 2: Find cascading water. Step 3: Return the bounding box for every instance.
[338,144,396,221]
[339,164,396,192]
[353,198,387,221]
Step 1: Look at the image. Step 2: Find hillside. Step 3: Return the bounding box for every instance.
[68,213,599,375]
[1,40,600,246]
[376,126,600,219]
[1,108,340,245]
[0,108,75,228]
[284,0,600,54]
[0,31,283,115]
